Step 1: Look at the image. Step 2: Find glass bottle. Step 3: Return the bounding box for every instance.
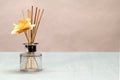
[20,43,42,72]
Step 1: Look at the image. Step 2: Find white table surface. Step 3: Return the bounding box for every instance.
[0,52,119,80]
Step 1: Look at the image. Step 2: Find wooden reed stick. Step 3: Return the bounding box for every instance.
[33,7,38,32]
[30,6,33,43]
[31,6,33,25]
[32,7,38,42]
[32,9,44,42]
[24,32,29,43]
[31,9,40,43]
[25,56,29,69]
[30,57,32,69]
[27,9,31,43]
[35,9,40,26]
[34,7,38,24]
[22,10,29,43]
[37,9,44,28]
[32,57,36,70]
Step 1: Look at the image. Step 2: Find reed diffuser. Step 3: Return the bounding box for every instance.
[11,6,44,72]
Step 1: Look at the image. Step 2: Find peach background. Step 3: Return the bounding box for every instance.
[0,0,119,52]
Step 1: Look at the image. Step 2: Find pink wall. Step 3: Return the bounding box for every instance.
[0,0,119,52]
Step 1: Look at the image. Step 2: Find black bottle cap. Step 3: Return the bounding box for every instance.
[24,43,38,52]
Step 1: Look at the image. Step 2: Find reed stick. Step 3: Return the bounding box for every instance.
[37,9,44,28]
[24,32,29,43]
[22,10,29,43]
[30,56,32,69]
[32,7,38,43]
[31,9,40,43]
[27,9,31,43]
[35,9,40,27]
[34,7,38,25]
[25,56,29,69]
[31,6,33,24]
[30,6,33,43]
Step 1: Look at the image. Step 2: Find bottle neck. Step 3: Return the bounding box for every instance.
[24,43,38,53]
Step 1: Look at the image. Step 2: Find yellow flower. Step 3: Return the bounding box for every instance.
[11,18,35,34]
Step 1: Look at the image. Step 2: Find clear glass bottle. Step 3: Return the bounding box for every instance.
[20,43,42,72]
